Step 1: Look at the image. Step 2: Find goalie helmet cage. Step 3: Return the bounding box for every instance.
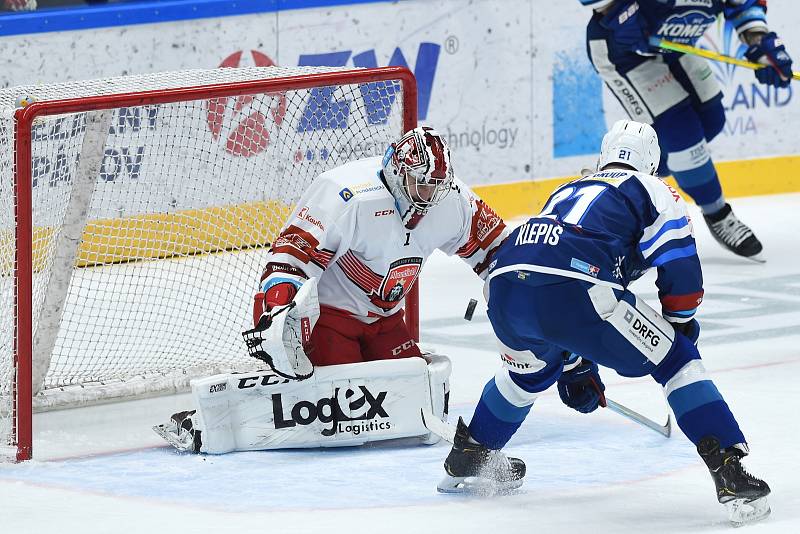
[0,65,419,461]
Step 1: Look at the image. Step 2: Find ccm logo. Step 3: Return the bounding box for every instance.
[391,340,416,356]
[375,209,395,217]
[301,317,311,344]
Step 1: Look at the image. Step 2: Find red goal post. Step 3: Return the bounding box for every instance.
[2,66,418,461]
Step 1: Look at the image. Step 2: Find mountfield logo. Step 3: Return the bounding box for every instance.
[272,385,390,437]
[206,50,287,157]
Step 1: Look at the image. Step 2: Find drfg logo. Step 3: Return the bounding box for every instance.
[623,310,661,347]
[272,386,389,437]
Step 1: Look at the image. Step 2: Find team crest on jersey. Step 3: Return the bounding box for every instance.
[655,10,716,44]
[371,257,422,310]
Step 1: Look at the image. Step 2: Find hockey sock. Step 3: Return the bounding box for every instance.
[666,380,745,448]
[654,103,724,208]
[671,162,724,211]
[468,377,533,450]
[653,336,745,448]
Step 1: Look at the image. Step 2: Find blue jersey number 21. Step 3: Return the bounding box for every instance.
[539,184,607,225]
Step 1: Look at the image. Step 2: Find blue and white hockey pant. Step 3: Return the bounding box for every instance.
[587,17,727,211]
[469,274,745,450]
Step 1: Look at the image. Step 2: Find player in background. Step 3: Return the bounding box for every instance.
[155,126,507,454]
[579,0,793,260]
[438,120,770,526]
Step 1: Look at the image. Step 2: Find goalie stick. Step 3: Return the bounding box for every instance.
[420,396,671,444]
[420,408,456,444]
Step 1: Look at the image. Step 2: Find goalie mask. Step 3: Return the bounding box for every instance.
[382,126,454,229]
[597,120,661,176]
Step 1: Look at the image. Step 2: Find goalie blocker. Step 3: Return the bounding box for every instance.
[154,354,451,453]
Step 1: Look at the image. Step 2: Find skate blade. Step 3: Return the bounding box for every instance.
[437,475,523,496]
[726,495,771,527]
[152,424,194,452]
[743,252,766,264]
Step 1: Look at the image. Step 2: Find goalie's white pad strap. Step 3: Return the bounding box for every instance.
[190,355,451,453]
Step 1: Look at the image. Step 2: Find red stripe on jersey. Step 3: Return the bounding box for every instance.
[270,225,334,269]
[660,291,704,312]
[338,251,383,292]
[456,199,505,259]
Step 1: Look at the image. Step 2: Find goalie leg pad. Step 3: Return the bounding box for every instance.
[185,355,452,453]
[420,353,451,445]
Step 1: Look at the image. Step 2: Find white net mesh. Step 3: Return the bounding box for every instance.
[0,66,408,457]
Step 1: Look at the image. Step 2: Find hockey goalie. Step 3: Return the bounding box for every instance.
[154,126,507,453]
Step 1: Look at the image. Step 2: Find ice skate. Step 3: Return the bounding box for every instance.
[697,436,771,526]
[438,417,525,495]
[703,204,764,262]
[153,410,202,453]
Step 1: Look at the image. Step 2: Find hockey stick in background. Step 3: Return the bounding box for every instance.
[421,396,671,445]
[649,36,800,81]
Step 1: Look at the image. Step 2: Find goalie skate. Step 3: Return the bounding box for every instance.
[437,417,525,495]
[153,410,201,453]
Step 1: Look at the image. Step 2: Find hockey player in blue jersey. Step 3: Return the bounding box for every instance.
[438,120,770,526]
[579,0,793,260]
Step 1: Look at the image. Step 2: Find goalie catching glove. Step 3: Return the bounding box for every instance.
[242,277,320,380]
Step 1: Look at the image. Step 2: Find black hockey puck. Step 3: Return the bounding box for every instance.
[464,298,478,321]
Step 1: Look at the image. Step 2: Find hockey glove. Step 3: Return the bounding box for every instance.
[243,278,319,380]
[672,318,700,346]
[599,1,656,57]
[557,359,607,414]
[745,32,793,88]
[252,281,301,327]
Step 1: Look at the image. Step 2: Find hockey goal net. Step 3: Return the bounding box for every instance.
[0,65,418,461]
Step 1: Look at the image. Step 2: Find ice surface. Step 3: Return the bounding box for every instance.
[2,194,800,533]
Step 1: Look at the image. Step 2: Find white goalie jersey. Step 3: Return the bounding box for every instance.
[261,155,507,321]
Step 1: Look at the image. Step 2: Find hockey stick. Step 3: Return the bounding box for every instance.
[420,408,456,444]
[649,37,800,81]
[422,396,671,445]
[605,397,672,438]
